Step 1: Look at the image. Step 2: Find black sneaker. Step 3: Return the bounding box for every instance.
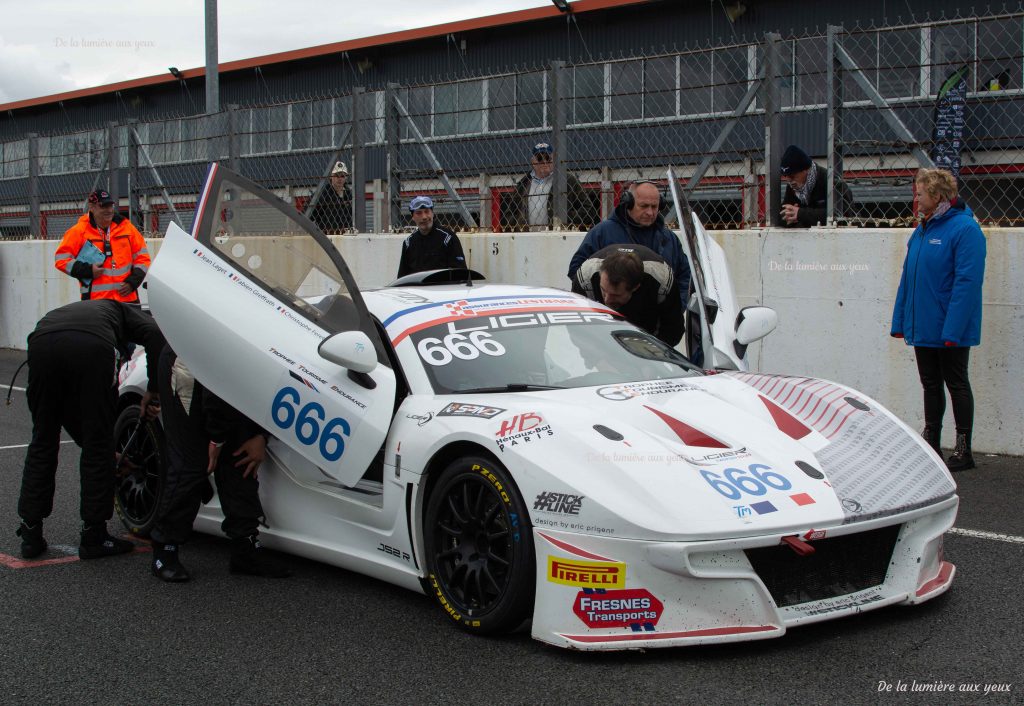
[229,535,291,578]
[16,521,47,559]
[79,524,134,560]
[151,542,191,582]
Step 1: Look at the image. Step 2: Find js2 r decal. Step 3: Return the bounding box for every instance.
[547,557,626,588]
[494,413,554,452]
[377,543,411,562]
[574,588,664,631]
[437,402,506,419]
[534,492,584,515]
[270,386,350,462]
[700,463,792,500]
[416,331,505,366]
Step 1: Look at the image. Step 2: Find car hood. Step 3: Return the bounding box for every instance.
[448,373,956,541]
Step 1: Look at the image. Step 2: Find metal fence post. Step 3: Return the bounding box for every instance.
[226,103,240,172]
[127,119,140,228]
[549,60,568,228]
[764,33,782,227]
[827,25,845,225]
[27,133,41,238]
[385,82,402,231]
[352,87,366,232]
[107,122,120,206]
[478,173,492,230]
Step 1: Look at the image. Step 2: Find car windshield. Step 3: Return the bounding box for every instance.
[407,313,701,394]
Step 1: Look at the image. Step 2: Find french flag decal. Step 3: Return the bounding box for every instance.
[750,501,777,515]
[790,493,816,506]
[289,370,318,393]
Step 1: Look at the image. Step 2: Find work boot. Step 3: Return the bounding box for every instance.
[946,430,975,472]
[79,523,134,560]
[229,535,291,578]
[922,424,943,461]
[151,542,191,582]
[16,520,47,559]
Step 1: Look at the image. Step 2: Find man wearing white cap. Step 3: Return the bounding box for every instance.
[310,161,353,234]
[396,195,466,278]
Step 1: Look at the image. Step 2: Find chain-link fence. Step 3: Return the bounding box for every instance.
[3,10,1024,240]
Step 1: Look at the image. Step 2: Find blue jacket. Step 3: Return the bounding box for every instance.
[568,203,691,308]
[891,200,986,347]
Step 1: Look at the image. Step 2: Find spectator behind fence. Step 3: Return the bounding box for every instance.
[310,161,353,234]
[890,167,986,472]
[779,145,853,227]
[499,141,596,232]
[572,244,683,347]
[15,299,165,560]
[54,189,150,303]
[396,195,466,278]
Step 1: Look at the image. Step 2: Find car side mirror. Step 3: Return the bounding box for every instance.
[687,292,719,325]
[735,306,778,345]
[318,330,377,374]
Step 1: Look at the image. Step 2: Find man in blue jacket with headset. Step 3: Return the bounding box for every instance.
[568,180,696,362]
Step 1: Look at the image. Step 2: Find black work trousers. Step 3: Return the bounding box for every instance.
[19,331,118,525]
[914,346,974,434]
[151,346,263,544]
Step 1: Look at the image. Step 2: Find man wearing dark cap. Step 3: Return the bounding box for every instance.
[54,189,151,303]
[396,195,466,278]
[310,161,353,234]
[499,141,596,232]
[779,145,853,227]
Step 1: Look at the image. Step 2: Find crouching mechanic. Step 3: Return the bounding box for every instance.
[149,345,290,582]
[572,244,684,347]
[16,299,165,559]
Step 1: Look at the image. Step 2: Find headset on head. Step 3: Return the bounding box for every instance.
[620,180,667,212]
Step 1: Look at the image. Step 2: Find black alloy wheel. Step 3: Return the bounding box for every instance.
[113,404,165,536]
[425,455,535,634]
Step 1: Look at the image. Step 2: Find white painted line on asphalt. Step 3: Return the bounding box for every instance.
[8,385,26,392]
[0,440,75,450]
[949,527,1024,545]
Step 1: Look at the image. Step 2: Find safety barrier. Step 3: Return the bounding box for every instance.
[2,228,1021,455]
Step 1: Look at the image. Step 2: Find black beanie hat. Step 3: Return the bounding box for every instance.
[780,145,813,175]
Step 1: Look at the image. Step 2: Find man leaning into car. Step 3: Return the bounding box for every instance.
[148,345,291,582]
[572,244,683,347]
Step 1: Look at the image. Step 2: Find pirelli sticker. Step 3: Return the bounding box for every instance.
[547,556,626,589]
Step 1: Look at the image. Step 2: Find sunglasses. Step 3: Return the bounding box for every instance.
[533,154,552,163]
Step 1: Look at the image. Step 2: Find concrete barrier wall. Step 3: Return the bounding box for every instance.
[2,228,1021,455]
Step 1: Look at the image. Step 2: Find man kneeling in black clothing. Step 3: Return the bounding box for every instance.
[149,345,290,582]
[571,244,684,347]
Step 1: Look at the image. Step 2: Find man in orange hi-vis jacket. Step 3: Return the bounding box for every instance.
[54,189,151,303]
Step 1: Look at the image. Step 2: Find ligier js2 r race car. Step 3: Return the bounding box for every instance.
[114,165,956,651]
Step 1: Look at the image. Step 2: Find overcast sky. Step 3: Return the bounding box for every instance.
[0,0,553,104]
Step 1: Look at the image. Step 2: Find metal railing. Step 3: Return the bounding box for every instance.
[3,10,1024,239]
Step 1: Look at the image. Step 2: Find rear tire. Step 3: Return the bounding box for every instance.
[424,455,535,634]
[113,404,165,537]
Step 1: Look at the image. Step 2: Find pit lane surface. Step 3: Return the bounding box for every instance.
[0,348,1019,705]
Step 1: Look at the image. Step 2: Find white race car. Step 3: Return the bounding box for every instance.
[114,165,956,651]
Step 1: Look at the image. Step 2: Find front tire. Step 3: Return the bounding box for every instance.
[113,404,165,537]
[425,455,535,634]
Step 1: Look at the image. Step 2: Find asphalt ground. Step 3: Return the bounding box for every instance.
[0,347,1020,705]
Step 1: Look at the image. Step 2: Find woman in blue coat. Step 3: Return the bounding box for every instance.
[891,168,986,471]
